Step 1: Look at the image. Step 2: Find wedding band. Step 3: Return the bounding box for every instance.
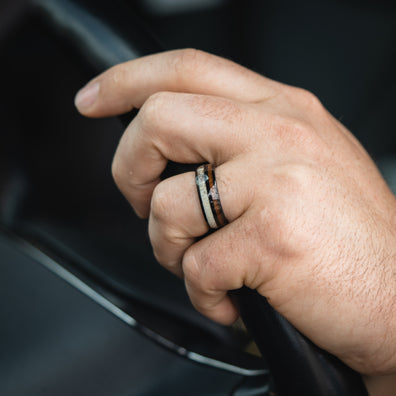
[195,164,228,229]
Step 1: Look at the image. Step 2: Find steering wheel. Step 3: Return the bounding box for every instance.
[14,0,370,394]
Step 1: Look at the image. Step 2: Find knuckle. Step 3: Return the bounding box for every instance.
[111,155,123,189]
[190,292,217,314]
[150,242,163,264]
[273,115,318,151]
[138,91,173,133]
[276,163,315,194]
[150,180,173,222]
[183,246,219,288]
[292,87,324,112]
[150,236,179,269]
[301,89,323,111]
[149,221,184,259]
[266,164,324,253]
[110,131,135,192]
[182,248,202,284]
[137,91,176,138]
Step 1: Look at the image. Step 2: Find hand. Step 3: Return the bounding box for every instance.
[75,49,396,375]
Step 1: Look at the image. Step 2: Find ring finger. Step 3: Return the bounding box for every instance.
[148,159,254,277]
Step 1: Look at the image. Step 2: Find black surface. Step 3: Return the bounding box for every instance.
[0,233,249,396]
[236,288,369,396]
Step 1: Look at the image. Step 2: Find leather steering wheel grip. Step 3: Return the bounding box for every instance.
[29,0,369,394]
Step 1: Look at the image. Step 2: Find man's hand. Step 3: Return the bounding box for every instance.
[75,49,396,375]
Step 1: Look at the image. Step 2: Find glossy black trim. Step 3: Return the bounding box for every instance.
[1,228,268,378]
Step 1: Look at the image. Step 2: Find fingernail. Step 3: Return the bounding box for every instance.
[74,82,99,111]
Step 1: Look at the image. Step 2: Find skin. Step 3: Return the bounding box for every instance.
[74,49,396,384]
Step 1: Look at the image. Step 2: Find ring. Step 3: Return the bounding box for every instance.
[195,164,228,229]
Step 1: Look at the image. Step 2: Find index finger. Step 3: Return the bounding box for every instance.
[74,49,279,117]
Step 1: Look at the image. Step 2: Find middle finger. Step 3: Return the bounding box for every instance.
[112,91,255,218]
